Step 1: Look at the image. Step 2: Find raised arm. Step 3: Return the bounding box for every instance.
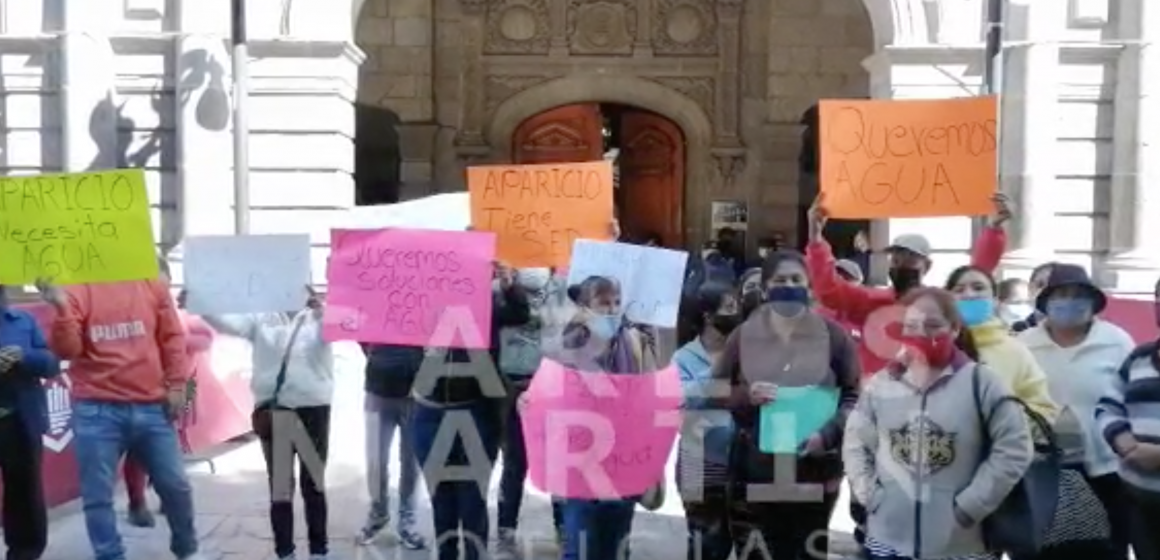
[805,200,893,325]
[969,193,1013,273]
[805,237,892,325]
[200,313,258,341]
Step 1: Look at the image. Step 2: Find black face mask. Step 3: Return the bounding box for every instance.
[888,267,922,296]
[711,313,743,334]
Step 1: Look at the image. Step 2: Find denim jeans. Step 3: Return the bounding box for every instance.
[497,388,528,531]
[73,401,197,560]
[560,498,636,560]
[410,400,499,560]
[365,394,422,530]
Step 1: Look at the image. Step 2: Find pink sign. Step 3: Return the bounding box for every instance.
[323,228,496,348]
[521,359,683,499]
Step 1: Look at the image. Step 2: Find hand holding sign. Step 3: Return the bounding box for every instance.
[988,192,1013,228]
[807,194,829,242]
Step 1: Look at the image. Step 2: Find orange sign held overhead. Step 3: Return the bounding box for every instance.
[819,96,998,219]
[468,160,614,268]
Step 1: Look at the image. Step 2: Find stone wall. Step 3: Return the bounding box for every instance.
[0,0,363,286]
[355,0,874,248]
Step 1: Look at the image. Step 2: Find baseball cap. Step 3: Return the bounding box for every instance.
[886,234,932,259]
[835,259,864,283]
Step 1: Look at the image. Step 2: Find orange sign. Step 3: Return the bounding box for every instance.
[819,96,998,219]
[468,161,614,268]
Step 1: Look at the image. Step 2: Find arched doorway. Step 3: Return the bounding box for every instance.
[512,103,686,247]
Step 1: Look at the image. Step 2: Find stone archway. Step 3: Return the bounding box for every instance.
[489,74,714,243]
[285,0,936,52]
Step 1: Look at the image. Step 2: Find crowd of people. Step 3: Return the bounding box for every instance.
[1,193,1159,560]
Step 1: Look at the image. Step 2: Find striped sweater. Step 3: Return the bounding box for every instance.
[1096,339,1160,492]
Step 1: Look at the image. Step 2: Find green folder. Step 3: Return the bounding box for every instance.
[758,386,839,454]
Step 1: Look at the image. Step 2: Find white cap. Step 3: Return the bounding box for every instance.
[886,234,932,258]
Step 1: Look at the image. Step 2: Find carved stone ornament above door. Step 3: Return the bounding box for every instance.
[567,0,638,56]
[652,0,717,56]
[485,0,551,55]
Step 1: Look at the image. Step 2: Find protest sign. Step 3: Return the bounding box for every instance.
[342,192,469,231]
[819,96,998,219]
[566,239,688,327]
[521,359,682,499]
[323,228,495,347]
[758,386,839,454]
[468,161,614,268]
[0,169,157,284]
[183,234,312,315]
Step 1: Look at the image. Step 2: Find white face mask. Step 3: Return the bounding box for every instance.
[516,268,551,291]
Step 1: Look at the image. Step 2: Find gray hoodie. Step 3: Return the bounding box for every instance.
[843,355,1032,559]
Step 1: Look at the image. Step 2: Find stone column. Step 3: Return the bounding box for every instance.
[59,0,117,171]
[453,0,490,160]
[1104,0,1160,293]
[174,0,234,238]
[998,0,1061,277]
[167,0,235,283]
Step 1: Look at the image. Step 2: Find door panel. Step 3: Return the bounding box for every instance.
[619,110,684,247]
[512,104,604,164]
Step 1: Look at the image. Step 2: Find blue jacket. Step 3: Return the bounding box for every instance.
[0,308,62,441]
[672,338,733,465]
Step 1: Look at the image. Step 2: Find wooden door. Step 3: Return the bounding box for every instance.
[512,104,605,164]
[618,110,684,247]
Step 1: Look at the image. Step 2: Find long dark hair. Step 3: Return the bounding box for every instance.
[944,265,998,296]
[897,287,981,362]
[686,281,735,335]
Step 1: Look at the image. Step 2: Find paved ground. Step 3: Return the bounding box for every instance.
[39,341,860,560]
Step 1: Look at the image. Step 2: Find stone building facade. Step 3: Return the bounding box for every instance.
[0,0,1157,292]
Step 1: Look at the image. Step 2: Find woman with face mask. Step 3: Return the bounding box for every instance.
[739,268,764,318]
[1016,264,1135,560]
[710,251,862,560]
[552,275,658,560]
[1012,263,1058,333]
[945,266,1058,421]
[845,287,1032,560]
[673,281,742,560]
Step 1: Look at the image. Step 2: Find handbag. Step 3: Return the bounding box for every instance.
[251,315,307,440]
[972,365,1062,557]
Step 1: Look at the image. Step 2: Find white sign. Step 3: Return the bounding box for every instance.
[341,193,469,231]
[184,234,312,315]
[566,240,688,328]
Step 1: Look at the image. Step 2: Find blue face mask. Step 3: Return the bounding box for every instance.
[586,313,623,339]
[1045,298,1093,327]
[766,285,810,317]
[956,298,994,327]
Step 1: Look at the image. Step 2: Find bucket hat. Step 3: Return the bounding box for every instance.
[1034,263,1106,314]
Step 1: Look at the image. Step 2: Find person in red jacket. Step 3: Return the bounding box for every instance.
[805,193,1012,360]
[124,261,215,527]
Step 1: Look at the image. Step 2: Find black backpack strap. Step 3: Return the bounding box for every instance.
[269,314,307,407]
